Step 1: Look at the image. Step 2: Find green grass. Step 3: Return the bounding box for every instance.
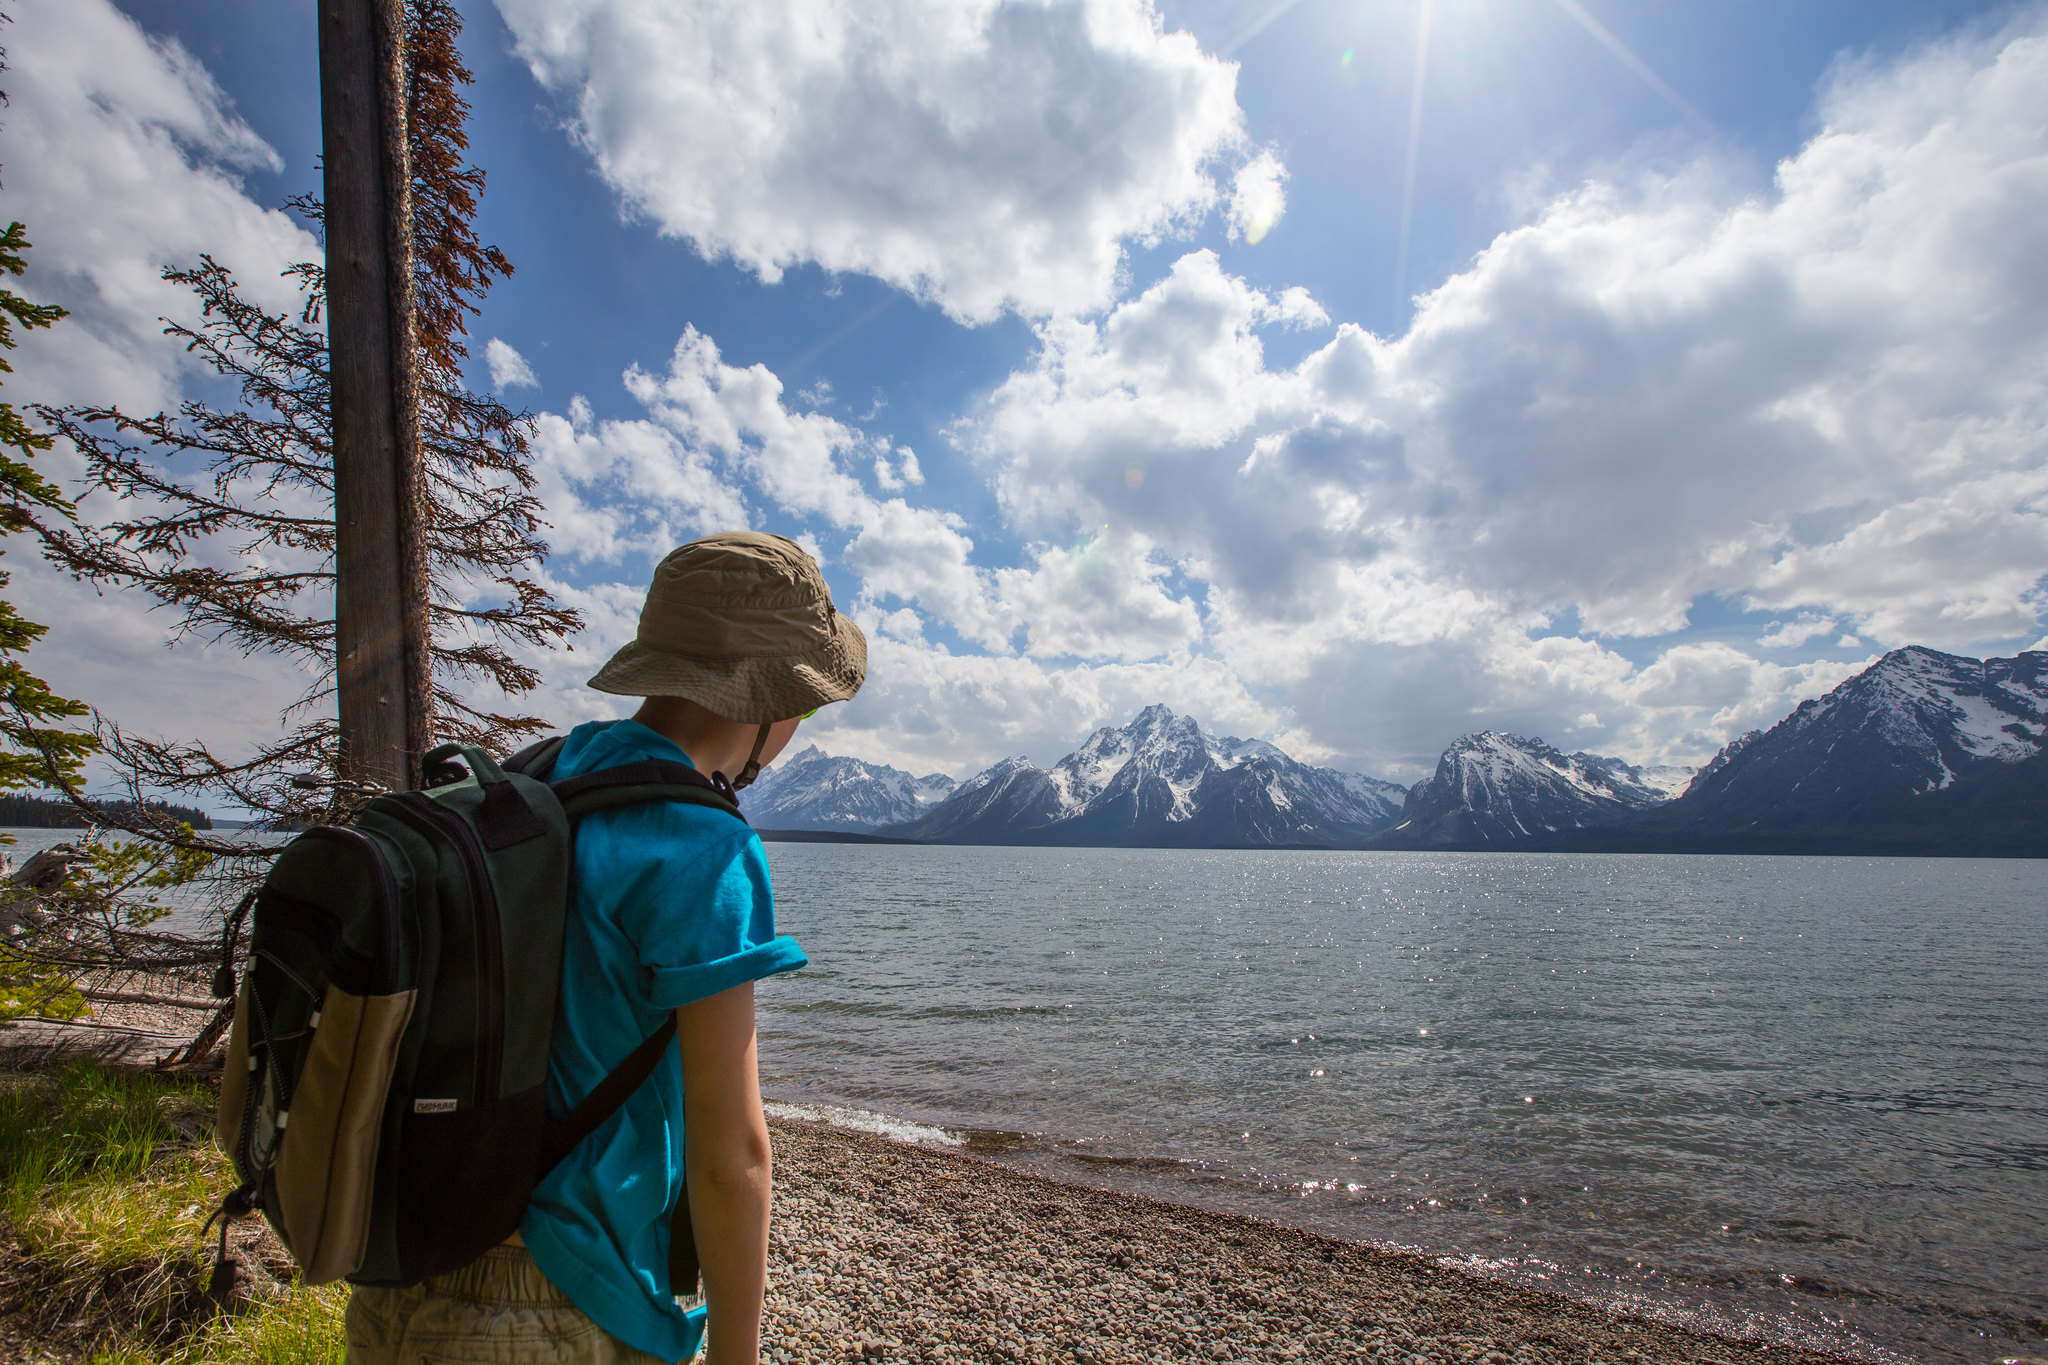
[92,1284,350,1365]
[0,1060,346,1365]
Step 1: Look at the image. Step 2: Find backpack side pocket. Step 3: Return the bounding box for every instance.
[274,984,417,1284]
[215,974,255,1160]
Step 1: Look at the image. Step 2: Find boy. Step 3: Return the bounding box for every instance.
[346,531,867,1365]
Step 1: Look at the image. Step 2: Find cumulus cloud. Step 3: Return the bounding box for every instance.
[959,13,2048,770]
[485,338,539,391]
[526,399,751,564]
[1756,614,1838,650]
[993,529,1202,662]
[1227,149,1286,244]
[805,626,1286,779]
[493,0,1257,322]
[524,322,1258,763]
[872,446,924,491]
[528,330,1033,657]
[0,0,316,414]
[0,0,325,769]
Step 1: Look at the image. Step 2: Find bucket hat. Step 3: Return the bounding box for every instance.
[588,531,867,722]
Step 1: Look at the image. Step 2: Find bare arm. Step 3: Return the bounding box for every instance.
[678,981,772,1365]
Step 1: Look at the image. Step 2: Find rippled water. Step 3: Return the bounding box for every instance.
[754,845,2048,1365]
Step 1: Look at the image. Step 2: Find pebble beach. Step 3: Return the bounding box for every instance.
[759,1116,1853,1365]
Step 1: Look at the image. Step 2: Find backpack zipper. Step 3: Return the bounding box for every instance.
[390,793,505,1106]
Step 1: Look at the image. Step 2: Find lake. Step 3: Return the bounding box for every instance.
[754,845,2048,1365]
[11,827,2040,1360]
[1,826,276,937]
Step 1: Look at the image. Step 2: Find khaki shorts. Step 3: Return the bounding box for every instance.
[344,1242,686,1365]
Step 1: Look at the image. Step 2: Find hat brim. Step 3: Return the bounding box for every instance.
[587,610,868,722]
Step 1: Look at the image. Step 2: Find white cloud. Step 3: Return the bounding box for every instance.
[0,0,316,415]
[534,329,1024,651]
[802,626,1283,779]
[993,529,1201,661]
[1227,149,1285,245]
[527,404,751,564]
[1756,614,1838,650]
[489,571,650,738]
[493,0,1257,322]
[0,0,326,786]
[872,445,926,491]
[485,337,539,391]
[957,13,2048,769]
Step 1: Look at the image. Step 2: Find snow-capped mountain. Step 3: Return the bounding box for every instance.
[743,747,957,831]
[749,648,2048,853]
[1378,732,1689,847]
[1693,646,2045,800]
[886,705,1408,847]
[1592,646,2048,853]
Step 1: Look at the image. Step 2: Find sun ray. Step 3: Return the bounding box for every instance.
[1219,0,1309,57]
[1393,0,1436,319]
[1549,0,1716,134]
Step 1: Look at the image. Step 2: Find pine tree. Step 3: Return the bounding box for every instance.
[36,0,578,832]
[0,11,102,1026]
[10,2,578,1050]
[0,16,94,795]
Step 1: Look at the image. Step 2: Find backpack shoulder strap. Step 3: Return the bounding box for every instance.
[504,734,568,780]
[535,1015,678,1179]
[552,760,748,826]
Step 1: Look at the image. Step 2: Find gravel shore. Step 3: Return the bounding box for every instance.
[760,1116,1851,1365]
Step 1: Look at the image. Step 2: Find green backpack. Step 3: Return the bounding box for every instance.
[210,737,743,1291]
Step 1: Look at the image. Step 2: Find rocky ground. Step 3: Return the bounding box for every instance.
[759,1118,1854,1365]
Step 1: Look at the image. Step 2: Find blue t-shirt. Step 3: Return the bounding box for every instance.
[520,719,807,1362]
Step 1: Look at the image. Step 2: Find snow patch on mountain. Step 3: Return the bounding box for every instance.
[1591,646,2048,854]
[955,755,1034,797]
[745,746,958,831]
[1385,732,1689,846]
[1803,646,2048,767]
[891,705,1408,845]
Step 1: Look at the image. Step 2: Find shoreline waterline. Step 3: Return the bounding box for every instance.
[761,1105,1868,1365]
[763,1093,1905,1365]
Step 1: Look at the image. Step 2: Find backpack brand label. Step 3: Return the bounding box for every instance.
[413,1098,459,1114]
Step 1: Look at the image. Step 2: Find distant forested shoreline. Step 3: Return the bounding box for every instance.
[0,794,213,830]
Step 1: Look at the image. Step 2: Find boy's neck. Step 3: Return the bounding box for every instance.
[631,696,794,780]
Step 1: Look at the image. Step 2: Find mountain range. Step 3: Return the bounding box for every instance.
[744,747,956,831]
[1375,733,1692,847]
[746,647,2048,855]
[881,704,1407,847]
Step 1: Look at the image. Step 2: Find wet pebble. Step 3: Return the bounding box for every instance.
[760,1117,1846,1365]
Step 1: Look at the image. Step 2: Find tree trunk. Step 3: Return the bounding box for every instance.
[320,0,431,792]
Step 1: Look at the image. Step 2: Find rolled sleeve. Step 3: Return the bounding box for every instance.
[647,934,809,1009]
[620,814,804,1011]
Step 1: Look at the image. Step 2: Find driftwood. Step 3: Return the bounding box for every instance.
[79,987,223,1011]
[9,843,84,891]
[165,1000,237,1068]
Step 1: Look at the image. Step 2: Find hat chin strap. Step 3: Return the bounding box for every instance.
[714,723,774,798]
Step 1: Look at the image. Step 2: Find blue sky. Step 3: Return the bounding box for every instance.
[7,0,2045,787]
